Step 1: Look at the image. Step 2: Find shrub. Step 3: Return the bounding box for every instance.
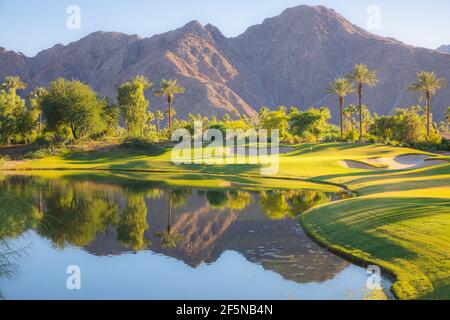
[120,137,164,155]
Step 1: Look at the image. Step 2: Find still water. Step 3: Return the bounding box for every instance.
[0,174,392,300]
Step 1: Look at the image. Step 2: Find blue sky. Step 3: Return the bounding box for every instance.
[1,0,450,56]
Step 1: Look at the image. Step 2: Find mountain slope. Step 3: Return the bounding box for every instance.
[437,45,450,54]
[1,5,450,121]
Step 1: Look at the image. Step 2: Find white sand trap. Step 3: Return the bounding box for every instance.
[366,155,447,170]
[338,160,379,170]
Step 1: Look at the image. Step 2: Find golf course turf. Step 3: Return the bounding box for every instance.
[2,142,449,299]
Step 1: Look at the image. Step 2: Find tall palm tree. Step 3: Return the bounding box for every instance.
[29,87,47,134]
[2,76,26,101]
[347,64,378,141]
[409,71,446,138]
[325,78,354,141]
[155,79,185,134]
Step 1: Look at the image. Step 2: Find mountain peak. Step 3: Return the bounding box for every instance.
[237,4,371,41]
[179,20,207,34]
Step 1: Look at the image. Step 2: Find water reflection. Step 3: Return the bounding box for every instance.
[0,174,359,298]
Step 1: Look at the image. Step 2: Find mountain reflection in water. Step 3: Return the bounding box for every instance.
[0,174,368,299]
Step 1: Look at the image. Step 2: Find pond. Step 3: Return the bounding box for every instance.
[0,174,392,300]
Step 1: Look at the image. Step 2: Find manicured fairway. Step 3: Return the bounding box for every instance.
[3,143,450,299]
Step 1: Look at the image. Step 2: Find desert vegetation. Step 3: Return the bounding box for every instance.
[0,64,448,157]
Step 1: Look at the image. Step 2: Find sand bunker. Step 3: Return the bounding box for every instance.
[338,160,379,170]
[339,154,447,171]
[366,155,447,170]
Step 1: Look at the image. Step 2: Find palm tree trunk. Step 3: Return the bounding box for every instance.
[38,112,42,134]
[426,91,431,138]
[358,83,363,142]
[168,98,173,135]
[339,96,344,141]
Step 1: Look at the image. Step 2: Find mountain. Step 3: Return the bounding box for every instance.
[437,45,450,54]
[1,5,450,121]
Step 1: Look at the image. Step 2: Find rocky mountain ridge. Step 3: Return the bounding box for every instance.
[1,5,450,120]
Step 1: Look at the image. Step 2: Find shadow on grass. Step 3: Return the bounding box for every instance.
[179,163,262,175]
[304,197,450,262]
[61,146,166,166]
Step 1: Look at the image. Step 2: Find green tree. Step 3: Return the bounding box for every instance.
[2,76,26,102]
[147,111,156,130]
[409,71,446,138]
[155,109,164,132]
[41,78,106,139]
[0,77,30,144]
[222,113,231,122]
[117,75,152,136]
[347,64,378,141]
[343,104,358,132]
[290,107,331,141]
[155,79,185,135]
[258,107,270,123]
[370,106,426,144]
[259,108,290,141]
[102,103,121,136]
[325,78,354,140]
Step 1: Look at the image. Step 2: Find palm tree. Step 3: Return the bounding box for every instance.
[347,64,378,141]
[409,71,446,138]
[155,109,164,132]
[2,76,26,101]
[155,79,185,134]
[155,192,183,249]
[325,78,354,140]
[146,111,155,129]
[29,87,47,134]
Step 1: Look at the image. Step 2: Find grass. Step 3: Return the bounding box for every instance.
[2,142,450,299]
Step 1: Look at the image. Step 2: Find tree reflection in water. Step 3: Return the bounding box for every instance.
[155,190,189,249]
[117,192,149,251]
[0,174,351,286]
[0,178,41,298]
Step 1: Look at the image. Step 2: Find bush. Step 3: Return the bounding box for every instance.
[120,137,164,155]
[23,147,69,160]
[344,130,359,142]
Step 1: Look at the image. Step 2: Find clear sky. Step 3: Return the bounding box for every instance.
[1,0,450,57]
